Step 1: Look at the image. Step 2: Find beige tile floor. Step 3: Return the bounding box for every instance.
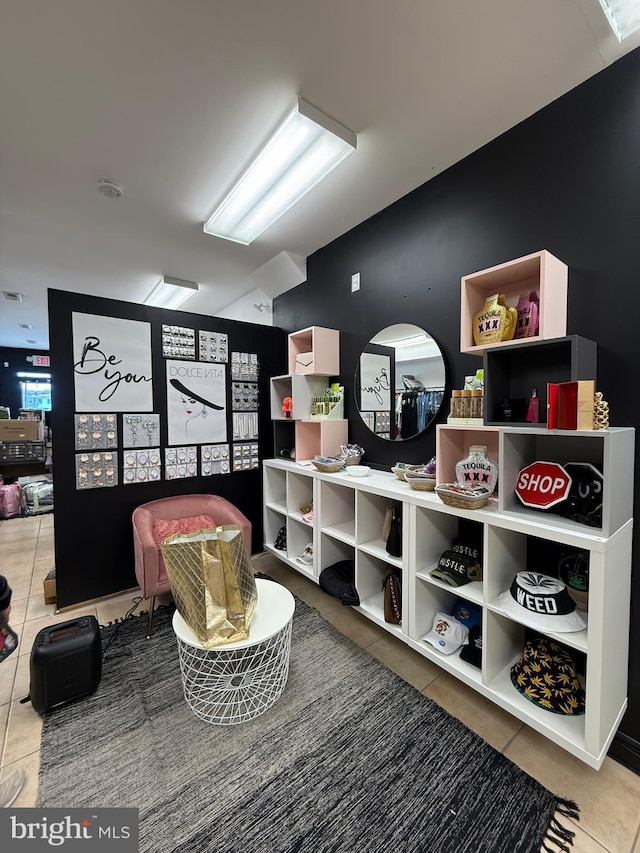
[1,515,640,852]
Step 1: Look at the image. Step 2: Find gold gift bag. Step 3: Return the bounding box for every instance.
[161,524,257,648]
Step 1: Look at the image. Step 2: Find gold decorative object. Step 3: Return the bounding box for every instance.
[473,293,517,347]
[593,391,609,431]
[161,525,257,648]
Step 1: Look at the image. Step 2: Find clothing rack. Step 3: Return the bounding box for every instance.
[396,387,445,435]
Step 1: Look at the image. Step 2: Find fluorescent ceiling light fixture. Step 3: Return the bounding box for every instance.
[204,97,357,245]
[144,276,199,310]
[17,372,51,379]
[598,0,640,40]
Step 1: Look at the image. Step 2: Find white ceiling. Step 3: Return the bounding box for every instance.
[1,0,637,349]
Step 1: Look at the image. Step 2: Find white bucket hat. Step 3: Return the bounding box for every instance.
[498,572,587,633]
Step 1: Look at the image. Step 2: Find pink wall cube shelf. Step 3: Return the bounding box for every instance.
[460,250,567,354]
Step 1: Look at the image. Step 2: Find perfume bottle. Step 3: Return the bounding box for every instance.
[526,388,540,423]
[455,445,498,494]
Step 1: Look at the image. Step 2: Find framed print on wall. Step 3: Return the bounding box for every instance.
[72,313,153,412]
[166,360,227,445]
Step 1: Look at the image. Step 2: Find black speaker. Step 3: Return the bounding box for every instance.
[29,616,102,714]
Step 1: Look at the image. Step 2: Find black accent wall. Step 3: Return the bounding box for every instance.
[273,47,640,772]
[48,289,285,610]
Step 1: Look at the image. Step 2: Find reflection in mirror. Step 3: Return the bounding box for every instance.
[355,324,447,440]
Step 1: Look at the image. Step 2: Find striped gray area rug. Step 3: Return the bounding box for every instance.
[38,594,579,853]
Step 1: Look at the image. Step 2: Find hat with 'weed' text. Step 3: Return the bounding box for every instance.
[498,572,587,633]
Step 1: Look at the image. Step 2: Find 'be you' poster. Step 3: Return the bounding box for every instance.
[72,313,153,411]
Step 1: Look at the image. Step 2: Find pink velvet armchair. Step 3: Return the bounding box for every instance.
[132,494,252,637]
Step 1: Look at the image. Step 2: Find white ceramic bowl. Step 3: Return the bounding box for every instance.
[346,465,371,478]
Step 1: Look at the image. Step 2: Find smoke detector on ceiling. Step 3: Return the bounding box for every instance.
[97,178,123,199]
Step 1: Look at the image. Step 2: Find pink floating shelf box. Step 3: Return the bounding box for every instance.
[288,326,340,375]
[460,250,568,354]
[294,419,348,461]
[436,424,500,494]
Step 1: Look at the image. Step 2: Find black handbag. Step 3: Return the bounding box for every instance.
[385,505,402,557]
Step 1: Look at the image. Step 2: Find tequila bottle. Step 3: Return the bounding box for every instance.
[455,445,498,494]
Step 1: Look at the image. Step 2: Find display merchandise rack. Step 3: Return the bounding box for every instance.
[265,252,634,768]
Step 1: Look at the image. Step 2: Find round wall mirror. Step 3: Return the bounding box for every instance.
[354,324,447,440]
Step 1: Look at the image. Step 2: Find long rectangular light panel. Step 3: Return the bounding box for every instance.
[203,98,356,245]
[598,0,640,40]
[144,277,199,310]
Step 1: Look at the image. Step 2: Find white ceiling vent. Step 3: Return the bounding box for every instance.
[3,291,23,301]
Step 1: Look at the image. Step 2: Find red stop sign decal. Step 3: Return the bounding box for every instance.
[515,461,572,509]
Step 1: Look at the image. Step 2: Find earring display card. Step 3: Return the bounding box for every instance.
[233,442,260,471]
[198,330,228,363]
[231,352,259,381]
[75,413,118,450]
[123,413,160,447]
[232,412,259,440]
[200,443,231,475]
[165,445,197,480]
[360,412,375,431]
[232,382,258,411]
[375,411,391,436]
[76,451,118,489]
[123,447,161,484]
[162,325,196,360]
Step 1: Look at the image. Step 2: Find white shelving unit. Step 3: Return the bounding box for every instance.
[263,423,634,769]
[270,326,348,459]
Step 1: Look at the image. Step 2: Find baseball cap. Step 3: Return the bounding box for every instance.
[430,550,482,587]
[422,611,469,655]
[460,624,482,668]
[297,543,314,566]
[498,572,587,633]
[558,550,589,613]
[451,599,482,629]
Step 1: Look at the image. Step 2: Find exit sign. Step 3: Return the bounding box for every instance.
[32,355,50,367]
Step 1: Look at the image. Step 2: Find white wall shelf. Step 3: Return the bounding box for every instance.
[263,424,634,769]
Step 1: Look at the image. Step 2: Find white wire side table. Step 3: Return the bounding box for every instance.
[172,578,295,725]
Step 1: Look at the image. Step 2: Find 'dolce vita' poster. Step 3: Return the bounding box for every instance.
[166,360,227,445]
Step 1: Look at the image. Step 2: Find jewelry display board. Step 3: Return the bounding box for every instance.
[74,413,118,450]
[162,325,196,359]
[165,445,198,479]
[122,414,160,448]
[233,442,260,471]
[200,444,231,475]
[122,448,162,484]
[231,352,259,381]
[199,330,228,363]
[232,412,259,441]
[76,451,118,489]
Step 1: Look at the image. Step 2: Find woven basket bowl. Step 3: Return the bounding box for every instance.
[343,455,363,467]
[312,460,344,473]
[391,466,410,480]
[405,473,437,491]
[435,484,490,509]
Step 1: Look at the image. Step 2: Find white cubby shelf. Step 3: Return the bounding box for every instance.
[264,421,634,769]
